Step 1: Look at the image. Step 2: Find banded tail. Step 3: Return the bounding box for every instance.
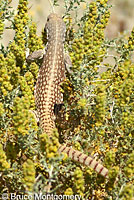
[58,144,108,178]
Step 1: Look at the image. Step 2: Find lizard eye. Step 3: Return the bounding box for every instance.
[47,17,50,21]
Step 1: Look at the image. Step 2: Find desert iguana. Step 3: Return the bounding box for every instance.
[27,13,108,178]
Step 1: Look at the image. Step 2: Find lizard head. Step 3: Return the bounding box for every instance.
[45,13,66,41]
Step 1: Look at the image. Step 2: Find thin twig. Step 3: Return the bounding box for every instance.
[48,0,55,13]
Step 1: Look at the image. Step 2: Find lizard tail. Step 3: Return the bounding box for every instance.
[58,144,108,178]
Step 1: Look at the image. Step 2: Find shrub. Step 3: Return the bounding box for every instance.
[0,0,133,199]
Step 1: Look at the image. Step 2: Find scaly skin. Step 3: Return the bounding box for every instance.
[35,13,65,135]
[34,13,108,178]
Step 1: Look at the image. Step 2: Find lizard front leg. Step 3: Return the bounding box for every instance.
[26,49,44,63]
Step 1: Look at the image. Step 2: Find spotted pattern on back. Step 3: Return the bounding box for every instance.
[35,13,66,136]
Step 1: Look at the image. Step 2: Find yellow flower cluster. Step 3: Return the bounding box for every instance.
[119,184,134,200]
[0,54,13,96]
[0,102,4,116]
[0,0,5,37]
[73,141,82,151]
[0,19,4,37]
[22,159,35,191]
[6,141,19,162]
[64,187,73,195]
[0,144,10,171]
[104,150,116,168]
[24,72,35,92]
[73,167,85,196]
[94,188,107,200]
[29,62,39,81]
[10,0,29,65]
[70,37,84,67]
[114,61,133,104]
[39,129,59,160]
[106,166,119,190]
[9,41,25,65]
[18,75,35,109]
[123,28,134,52]
[109,61,134,130]
[77,98,87,109]
[64,16,75,44]
[12,96,37,136]
[128,28,134,50]
[84,1,110,63]
[124,151,134,178]
[96,0,108,7]
[69,1,110,69]
[5,52,20,87]
[34,162,47,177]
[94,85,106,125]
[28,22,43,82]
[28,22,44,53]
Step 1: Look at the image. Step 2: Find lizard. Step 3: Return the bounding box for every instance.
[27,13,108,178]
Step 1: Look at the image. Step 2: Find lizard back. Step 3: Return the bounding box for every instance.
[35,13,66,136]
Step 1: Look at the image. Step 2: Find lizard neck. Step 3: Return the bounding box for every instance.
[43,34,65,67]
[45,20,65,55]
[45,29,65,56]
[45,40,64,56]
